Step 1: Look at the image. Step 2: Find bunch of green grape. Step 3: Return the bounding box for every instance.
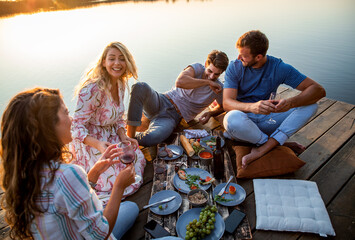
[184,205,218,240]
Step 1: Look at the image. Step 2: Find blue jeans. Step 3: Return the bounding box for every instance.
[223,104,318,145]
[112,201,139,240]
[127,82,181,146]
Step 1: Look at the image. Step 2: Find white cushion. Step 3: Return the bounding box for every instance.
[253,179,335,237]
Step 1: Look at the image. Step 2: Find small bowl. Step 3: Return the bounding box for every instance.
[198,150,213,166]
[188,189,209,207]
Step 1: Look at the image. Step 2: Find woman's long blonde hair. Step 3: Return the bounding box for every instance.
[0,87,68,239]
[75,42,138,96]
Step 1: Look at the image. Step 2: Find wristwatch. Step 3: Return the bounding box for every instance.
[89,181,97,189]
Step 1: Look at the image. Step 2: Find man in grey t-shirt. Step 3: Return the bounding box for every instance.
[126,50,229,147]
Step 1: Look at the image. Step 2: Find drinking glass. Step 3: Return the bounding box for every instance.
[155,143,168,175]
[117,141,142,184]
[154,159,167,174]
[266,92,279,124]
[157,143,168,158]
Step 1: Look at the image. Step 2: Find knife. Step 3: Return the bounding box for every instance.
[171,149,180,156]
[143,196,176,209]
[217,175,233,196]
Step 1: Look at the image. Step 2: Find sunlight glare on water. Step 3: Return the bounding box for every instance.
[0,0,354,115]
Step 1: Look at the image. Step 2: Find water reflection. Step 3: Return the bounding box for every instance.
[0,0,354,117]
[0,0,206,18]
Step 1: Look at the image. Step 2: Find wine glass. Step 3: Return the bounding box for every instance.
[117,141,142,184]
[266,92,279,124]
[155,143,167,175]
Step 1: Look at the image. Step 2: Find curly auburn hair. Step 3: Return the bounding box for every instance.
[0,87,69,239]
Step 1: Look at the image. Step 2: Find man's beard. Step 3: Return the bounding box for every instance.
[242,58,258,67]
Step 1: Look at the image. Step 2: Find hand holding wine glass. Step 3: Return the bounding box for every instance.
[266,92,280,124]
[117,141,142,184]
[88,144,122,184]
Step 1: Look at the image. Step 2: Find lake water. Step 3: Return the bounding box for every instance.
[1,0,355,116]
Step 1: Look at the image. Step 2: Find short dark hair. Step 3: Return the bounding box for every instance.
[206,50,229,72]
[236,30,269,57]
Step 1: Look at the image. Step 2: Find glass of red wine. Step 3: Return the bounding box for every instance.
[117,141,142,184]
[266,92,279,124]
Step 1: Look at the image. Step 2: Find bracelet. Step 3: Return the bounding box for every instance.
[89,181,97,189]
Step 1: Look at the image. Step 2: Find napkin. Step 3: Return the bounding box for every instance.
[183,129,209,139]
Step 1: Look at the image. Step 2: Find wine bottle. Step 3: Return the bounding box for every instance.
[213,136,224,179]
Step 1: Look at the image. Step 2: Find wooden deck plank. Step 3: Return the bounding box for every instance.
[289,101,353,147]
[308,97,336,122]
[324,175,355,240]
[295,176,355,240]
[297,143,355,240]
[295,108,355,179]
[310,134,355,204]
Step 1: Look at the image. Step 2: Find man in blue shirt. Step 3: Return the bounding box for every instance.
[223,30,326,169]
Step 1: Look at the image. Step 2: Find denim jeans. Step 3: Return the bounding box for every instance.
[127,82,181,146]
[112,201,139,239]
[223,104,318,145]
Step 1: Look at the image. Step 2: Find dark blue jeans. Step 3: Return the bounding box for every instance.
[127,82,181,146]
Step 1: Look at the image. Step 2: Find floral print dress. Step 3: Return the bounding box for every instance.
[69,81,146,200]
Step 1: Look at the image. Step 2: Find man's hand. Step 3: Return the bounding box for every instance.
[199,112,212,124]
[274,98,292,112]
[250,100,278,114]
[208,81,222,94]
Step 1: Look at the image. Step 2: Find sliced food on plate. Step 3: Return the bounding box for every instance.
[173,168,213,193]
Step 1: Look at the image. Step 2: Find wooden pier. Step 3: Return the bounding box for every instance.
[0,86,354,239]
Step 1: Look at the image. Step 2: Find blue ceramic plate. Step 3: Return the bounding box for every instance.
[176,208,225,240]
[173,168,212,194]
[200,136,225,151]
[212,183,246,206]
[160,145,183,161]
[149,190,182,215]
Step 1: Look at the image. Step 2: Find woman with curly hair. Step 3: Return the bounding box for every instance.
[0,87,138,239]
[70,42,146,201]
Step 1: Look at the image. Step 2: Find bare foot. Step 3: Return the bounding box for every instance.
[241,138,279,169]
[284,142,305,155]
[241,147,264,169]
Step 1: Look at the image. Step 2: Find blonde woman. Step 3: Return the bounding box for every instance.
[70,42,146,201]
[0,88,138,239]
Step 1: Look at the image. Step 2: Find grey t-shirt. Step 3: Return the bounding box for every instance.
[165,63,223,122]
